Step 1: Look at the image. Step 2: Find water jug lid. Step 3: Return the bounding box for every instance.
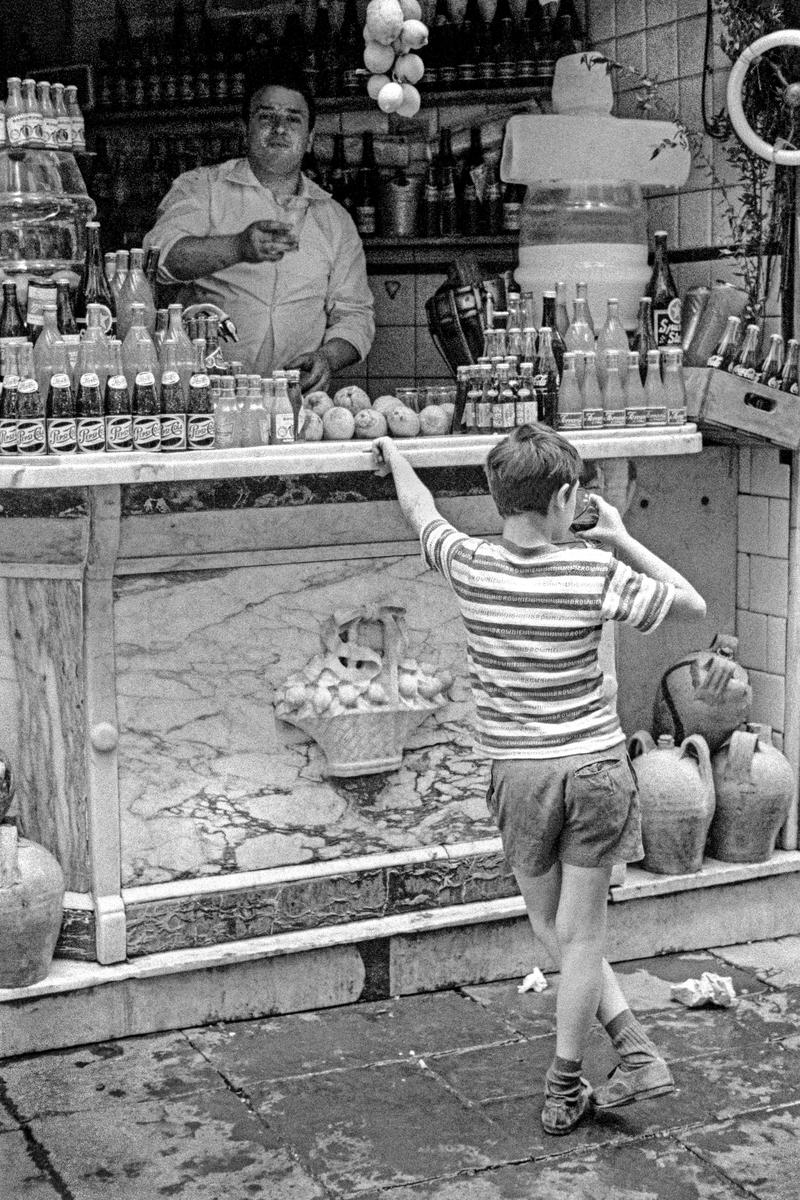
[656,734,675,748]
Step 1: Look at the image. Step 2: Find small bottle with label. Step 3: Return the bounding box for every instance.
[0,342,21,454]
[271,376,295,444]
[555,351,583,432]
[52,82,72,148]
[75,341,106,453]
[492,362,515,432]
[16,344,47,456]
[625,349,648,427]
[758,333,785,388]
[581,350,604,431]
[37,82,58,149]
[65,85,85,151]
[159,341,187,451]
[662,347,688,425]
[516,362,538,425]
[4,78,25,149]
[647,230,681,347]
[47,346,77,455]
[187,339,215,450]
[132,369,161,451]
[20,79,45,148]
[533,326,559,427]
[214,380,240,449]
[643,348,668,426]
[602,349,626,428]
[104,339,133,452]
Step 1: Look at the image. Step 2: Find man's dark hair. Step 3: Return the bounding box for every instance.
[485,425,583,518]
[242,67,317,129]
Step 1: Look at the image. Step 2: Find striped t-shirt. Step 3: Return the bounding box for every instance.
[421,518,675,759]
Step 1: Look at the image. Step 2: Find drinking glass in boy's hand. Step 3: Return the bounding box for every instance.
[576,493,627,546]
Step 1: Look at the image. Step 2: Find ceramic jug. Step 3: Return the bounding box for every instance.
[652,633,751,754]
[0,823,64,988]
[708,726,794,862]
[629,731,716,875]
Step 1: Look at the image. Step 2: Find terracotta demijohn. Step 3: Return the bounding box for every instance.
[628,731,716,875]
[652,633,751,754]
[708,726,794,863]
[0,822,65,988]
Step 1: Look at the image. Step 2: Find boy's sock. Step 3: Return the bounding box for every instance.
[545,1055,583,1100]
[604,1008,661,1070]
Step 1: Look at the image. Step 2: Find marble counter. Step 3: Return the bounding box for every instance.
[0,427,700,489]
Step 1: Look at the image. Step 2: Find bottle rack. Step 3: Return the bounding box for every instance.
[685,366,800,449]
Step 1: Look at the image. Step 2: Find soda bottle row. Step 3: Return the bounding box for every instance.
[0,326,214,457]
[707,319,800,394]
[1,77,85,152]
[555,346,688,432]
[212,370,305,450]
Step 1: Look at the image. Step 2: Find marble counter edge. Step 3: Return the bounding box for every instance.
[0,428,701,489]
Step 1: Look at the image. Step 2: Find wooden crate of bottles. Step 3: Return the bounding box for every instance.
[686,366,800,449]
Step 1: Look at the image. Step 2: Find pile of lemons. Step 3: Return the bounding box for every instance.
[300,385,454,441]
[363,0,429,117]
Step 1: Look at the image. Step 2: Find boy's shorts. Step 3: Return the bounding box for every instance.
[486,741,644,878]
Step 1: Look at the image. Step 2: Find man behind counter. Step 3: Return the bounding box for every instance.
[143,70,375,392]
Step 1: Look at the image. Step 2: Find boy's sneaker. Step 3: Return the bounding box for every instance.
[540,1077,594,1136]
[593,1057,675,1109]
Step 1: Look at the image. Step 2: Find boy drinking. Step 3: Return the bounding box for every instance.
[372,425,706,1135]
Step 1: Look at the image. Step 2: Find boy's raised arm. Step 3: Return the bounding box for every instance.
[372,437,441,536]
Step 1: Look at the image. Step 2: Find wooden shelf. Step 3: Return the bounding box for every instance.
[87,84,548,127]
[364,235,518,272]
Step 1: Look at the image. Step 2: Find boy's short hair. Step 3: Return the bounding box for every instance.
[485,425,583,518]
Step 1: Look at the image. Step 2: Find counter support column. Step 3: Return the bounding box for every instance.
[83,484,126,963]
[781,453,800,849]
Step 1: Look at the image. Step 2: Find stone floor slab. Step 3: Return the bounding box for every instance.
[611,950,769,1011]
[250,1058,522,1196]
[459,978,559,1040]
[28,1088,324,1199]
[639,991,798,1062]
[711,937,800,988]
[364,1136,753,1200]
[681,1102,800,1199]
[0,1129,60,1197]
[0,1031,222,1121]
[186,990,516,1086]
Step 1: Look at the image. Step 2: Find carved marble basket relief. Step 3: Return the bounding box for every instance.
[276,604,454,776]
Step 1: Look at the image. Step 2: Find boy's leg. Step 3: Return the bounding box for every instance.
[553,863,611,1061]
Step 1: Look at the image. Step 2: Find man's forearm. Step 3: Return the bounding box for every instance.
[164,235,243,282]
[321,337,360,374]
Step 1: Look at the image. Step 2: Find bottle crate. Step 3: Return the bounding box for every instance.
[684,366,800,449]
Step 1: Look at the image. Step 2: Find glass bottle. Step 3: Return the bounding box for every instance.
[162,303,196,399]
[111,249,129,303]
[117,247,157,339]
[355,133,379,239]
[4,78,25,148]
[516,362,538,425]
[421,150,441,238]
[575,281,595,334]
[75,340,106,453]
[187,340,215,450]
[52,82,72,148]
[21,78,45,148]
[631,296,656,383]
[76,222,116,333]
[0,282,25,343]
[122,301,159,382]
[506,295,524,359]
[339,0,363,95]
[707,314,742,371]
[564,296,594,387]
[662,347,688,425]
[37,82,58,149]
[46,344,77,455]
[132,365,162,451]
[554,281,570,339]
[730,323,762,380]
[65,85,86,151]
[647,230,681,347]
[271,376,295,443]
[534,327,559,427]
[541,292,565,379]
[581,350,604,431]
[104,338,133,452]
[152,308,169,351]
[644,348,668,426]
[484,158,502,235]
[758,333,785,388]
[457,0,481,84]
[460,128,484,236]
[625,349,648,427]
[439,129,459,237]
[159,341,187,451]
[495,15,517,83]
[329,133,355,216]
[474,363,493,433]
[780,338,799,394]
[502,184,524,234]
[33,305,61,397]
[596,298,629,390]
[0,343,20,455]
[556,351,583,432]
[603,349,626,428]
[491,362,515,432]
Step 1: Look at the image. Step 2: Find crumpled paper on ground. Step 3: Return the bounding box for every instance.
[670,971,736,1008]
[518,968,548,994]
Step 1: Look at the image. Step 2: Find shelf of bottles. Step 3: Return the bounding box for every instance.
[90,0,581,121]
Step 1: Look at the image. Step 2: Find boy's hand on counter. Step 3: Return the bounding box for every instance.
[582,494,627,548]
[371,436,397,477]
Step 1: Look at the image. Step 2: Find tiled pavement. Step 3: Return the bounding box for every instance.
[2,939,800,1198]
